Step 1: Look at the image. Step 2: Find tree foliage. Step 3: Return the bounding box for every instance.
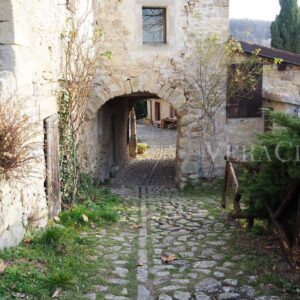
[271,0,300,53]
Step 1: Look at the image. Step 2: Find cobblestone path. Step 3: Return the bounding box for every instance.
[87,125,288,300]
[110,124,177,192]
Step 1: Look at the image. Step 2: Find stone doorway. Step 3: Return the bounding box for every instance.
[94,93,179,188]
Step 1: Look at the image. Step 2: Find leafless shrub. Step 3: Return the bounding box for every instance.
[59,10,111,203]
[179,35,262,178]
[0,97,39,181]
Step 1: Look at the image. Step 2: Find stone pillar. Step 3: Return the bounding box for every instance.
[129,108,137,158]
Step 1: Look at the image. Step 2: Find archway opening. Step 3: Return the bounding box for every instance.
[95,92,179,188]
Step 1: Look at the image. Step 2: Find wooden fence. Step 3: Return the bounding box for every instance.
[222,155,300,268]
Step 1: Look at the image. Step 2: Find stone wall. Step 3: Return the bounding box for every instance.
[0,0,92,248]
[81,0,230,186]
[263,64,300,113]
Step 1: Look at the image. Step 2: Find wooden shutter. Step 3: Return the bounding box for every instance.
[44,114,61,219]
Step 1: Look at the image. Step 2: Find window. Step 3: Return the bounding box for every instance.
[226,63,263,118]
[143,8,166,44]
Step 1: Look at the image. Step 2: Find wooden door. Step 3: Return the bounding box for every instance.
[44,114,61,219]
[155,102,161,121]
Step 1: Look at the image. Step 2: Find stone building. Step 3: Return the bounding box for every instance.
[226,41,300,158]
[146,99,176,128]
[80,0,230,185]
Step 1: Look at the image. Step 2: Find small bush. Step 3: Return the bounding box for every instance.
[58,173,119,227]
[35,225,76,255]
[241,112,300,235]
[0,97,39,181]
[137,143,148,155]
[45,269,75,289]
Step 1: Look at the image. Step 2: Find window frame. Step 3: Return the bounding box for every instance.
[142,7,167,44]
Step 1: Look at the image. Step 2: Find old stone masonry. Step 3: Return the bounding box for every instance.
[84,127,282,300]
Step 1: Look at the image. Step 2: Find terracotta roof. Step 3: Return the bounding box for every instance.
[239,40,300,66]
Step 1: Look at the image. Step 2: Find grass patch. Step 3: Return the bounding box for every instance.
[0,174,120,299]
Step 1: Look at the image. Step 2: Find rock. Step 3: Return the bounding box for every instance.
[160,286,185,292]
[138,285,151,300]
[121,288,128,295]
[113,267,129,278]
[85,293,96,300]
[214,271,225,278]
[108,246,122,252]
[223,262,234,268]
[174,291,191,300]
[181,252,194,258]
[195,278,222,293]
[240,285,256,298]
[232,255,245,261]
[105,254,118,260]
[255,297,281,300]
[156,271,170,277]
[222,286,237,293]
[195,268,211,275]
[195,292,211,300]
[188,272,198,279]
[95,285,108,292]
[223,279,238,287]
[218,293,241,300]
[207,240,226,246]
[107,279,129,285]
[171,279,190,284]
[105,296,129,300]
[194,261,217,268]
[212,254,225,261]
[159,295,172,300]
[114,260,127,265]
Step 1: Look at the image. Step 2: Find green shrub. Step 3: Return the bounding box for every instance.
[35,225,77,255]
[137,143,148,154]
[240,112,300,225]
[45,268,75,289]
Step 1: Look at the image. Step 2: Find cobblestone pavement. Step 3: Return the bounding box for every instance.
[86,125,287,300]
[110,124,177,190]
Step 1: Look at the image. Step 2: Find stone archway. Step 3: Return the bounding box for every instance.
[81,72,200,188]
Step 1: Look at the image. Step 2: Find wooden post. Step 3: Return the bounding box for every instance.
[266,203,291,256]
[275,183,298,219]
[293,193,300,252]
[129,108,137,158]
[44,114,61,219]
[222,160,229,208]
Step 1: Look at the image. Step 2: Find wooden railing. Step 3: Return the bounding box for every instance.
[222,155,300,268]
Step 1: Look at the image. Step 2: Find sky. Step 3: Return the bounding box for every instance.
[230,0,300,21]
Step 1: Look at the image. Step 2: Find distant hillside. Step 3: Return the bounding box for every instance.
[230,19,272,47]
